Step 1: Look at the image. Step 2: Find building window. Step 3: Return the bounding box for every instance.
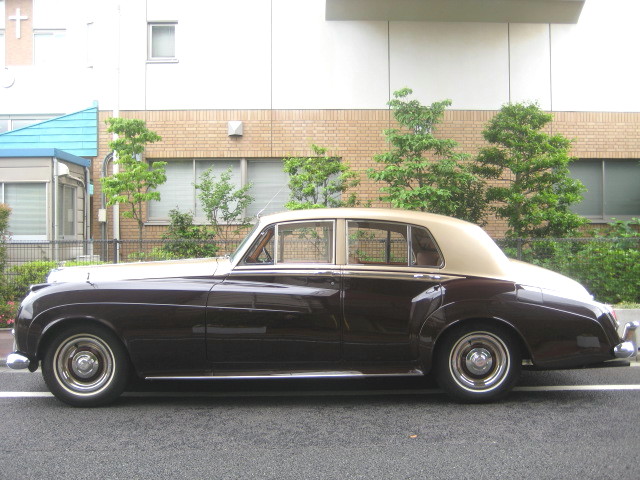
[0,115,55,132]
[57,184,76,238]
[0,183,47,239]
[33,30,67,65]
[148,23,176,61]
[148,159,290,223]
[569,159,640,221]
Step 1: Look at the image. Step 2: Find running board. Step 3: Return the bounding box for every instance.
[145,370,424,381]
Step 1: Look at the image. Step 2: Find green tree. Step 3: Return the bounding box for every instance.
[474,102,587,238]
[284,144,360,210]
[161,209,219,258]
[368,88,486,224]
[196,167,254,242]
[101,118,166,249]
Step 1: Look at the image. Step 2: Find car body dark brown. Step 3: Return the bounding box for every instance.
[7,208,638,406]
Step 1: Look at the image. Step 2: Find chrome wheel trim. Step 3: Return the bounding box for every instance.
[53,334,115,396]
[449,332,510,393]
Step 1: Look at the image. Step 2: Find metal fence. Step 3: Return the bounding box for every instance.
[1,237,639,304]
[0,239,241,299]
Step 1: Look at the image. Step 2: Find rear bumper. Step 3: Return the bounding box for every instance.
[613,321,639,359]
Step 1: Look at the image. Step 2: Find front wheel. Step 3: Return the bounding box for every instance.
[42,324,129,407]
[436,323,521,403]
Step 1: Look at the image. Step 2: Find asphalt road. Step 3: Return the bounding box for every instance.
[1,366,639,480]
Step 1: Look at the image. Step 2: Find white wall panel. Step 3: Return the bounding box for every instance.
[0,67,94,113]
[114,1,148,110]
[551,0,640,112]
[272,0,389,109]
[390,22,509,110]
[508,23,551,110]
[144,0,271,110]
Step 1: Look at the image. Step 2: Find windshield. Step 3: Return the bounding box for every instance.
[229,222,262,263]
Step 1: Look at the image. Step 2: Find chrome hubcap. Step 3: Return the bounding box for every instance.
[449,332,510,392]
[465,348,493,375]
[54,334,114,395]
[72,351,100,379]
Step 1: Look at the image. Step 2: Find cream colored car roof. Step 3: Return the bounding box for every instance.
[257,208,510,279]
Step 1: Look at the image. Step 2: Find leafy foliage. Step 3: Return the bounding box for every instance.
[196,167,254,241]
[474,103,587,238]
[0,299,18,328]
[0,260,107,302]
[284,144,360,210]
[368,88,486,224]
[160,209,219,258]
[500,219,640,304]
[100,118,166,247]
[1,261,57,301]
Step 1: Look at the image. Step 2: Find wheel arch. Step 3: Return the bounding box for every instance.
[420,315,532,374]
[36,316,127,363]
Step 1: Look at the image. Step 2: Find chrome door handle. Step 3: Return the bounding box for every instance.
[414,274,441,280]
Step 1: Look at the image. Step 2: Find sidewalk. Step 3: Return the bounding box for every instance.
[0,329,14,363]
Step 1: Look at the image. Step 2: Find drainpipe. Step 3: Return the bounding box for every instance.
[52,157,59,262]
[111,2,121,262]
[100,152,113,261]
[84,165,90,255]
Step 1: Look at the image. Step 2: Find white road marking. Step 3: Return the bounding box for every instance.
[514,384,640,392]
[0,392,53,398]
[1,384,640,399]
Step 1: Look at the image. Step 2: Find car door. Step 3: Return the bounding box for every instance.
[206,220,341,372]
[341,220,444,366]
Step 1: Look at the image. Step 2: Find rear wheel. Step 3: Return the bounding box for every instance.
[42,324,129,407]
[436,323,521,402]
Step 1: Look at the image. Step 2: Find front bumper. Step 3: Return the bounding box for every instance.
[6,352,31,370]
[6,329,34,370]
[613,321,639,359]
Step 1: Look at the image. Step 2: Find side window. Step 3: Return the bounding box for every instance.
[347,221,408,265]
[277,221,334,264]
[242,226,275,265]
[410,226,443,267]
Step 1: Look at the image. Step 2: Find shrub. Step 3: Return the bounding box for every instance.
[2,261,57,301]
[0,299,18,328]
[127,248,180,262]
[500,220,640,304]
[160,209,219,259]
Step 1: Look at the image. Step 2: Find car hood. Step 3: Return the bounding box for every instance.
[506,259,592,301]
[47,257,232,283]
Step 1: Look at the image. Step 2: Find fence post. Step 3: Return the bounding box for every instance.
[113,239,120,264]
[517,238,523,260]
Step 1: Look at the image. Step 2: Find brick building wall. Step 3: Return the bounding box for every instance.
[93,109,640,241]
[4,0,33,66]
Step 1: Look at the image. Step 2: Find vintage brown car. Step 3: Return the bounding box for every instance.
[7,208,638,406]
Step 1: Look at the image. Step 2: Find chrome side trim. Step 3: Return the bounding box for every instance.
[614,321,639,359]
[229,268,339,276]
[6,353,31,370]
[342,269,459,282]
[146,370,424,381]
